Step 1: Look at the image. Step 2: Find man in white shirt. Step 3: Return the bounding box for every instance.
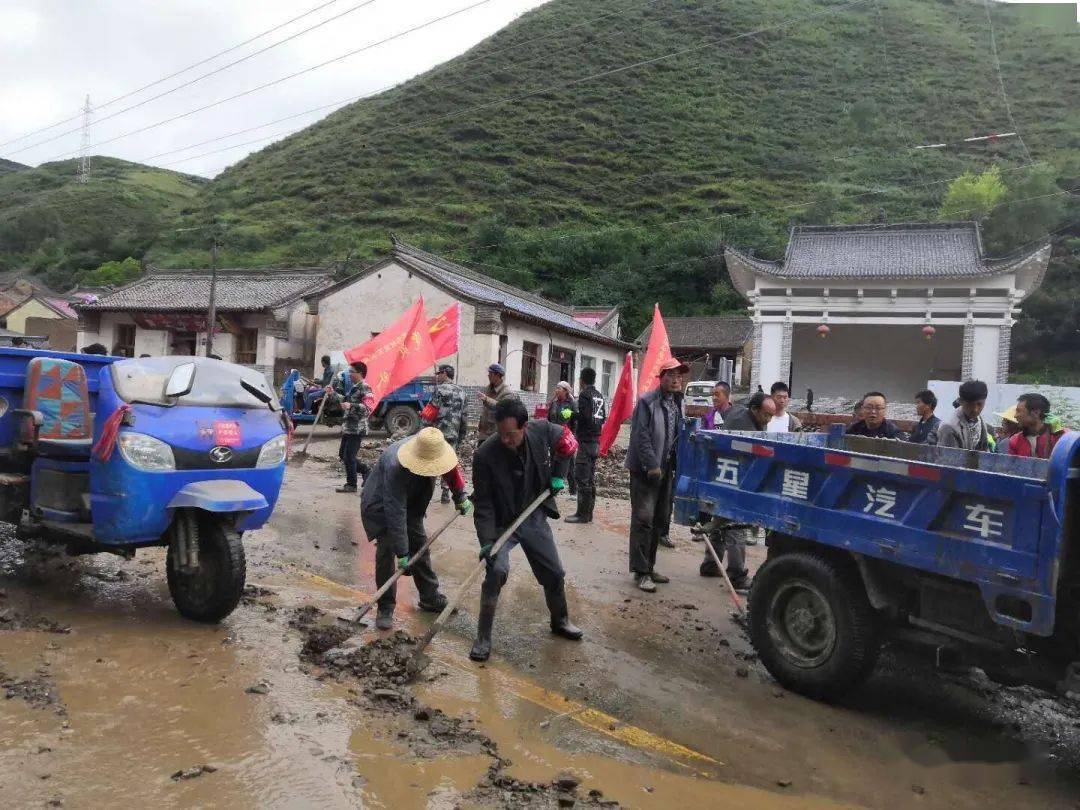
[766,382,802,433]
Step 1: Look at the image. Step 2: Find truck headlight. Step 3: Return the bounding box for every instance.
[256,434,288,468]
[117,432,176,472]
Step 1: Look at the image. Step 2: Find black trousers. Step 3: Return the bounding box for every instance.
[480,510,565,602]
[373,514,441,610]
[339,432,370,488]
[574,441,599,496]
[628,470,673,575]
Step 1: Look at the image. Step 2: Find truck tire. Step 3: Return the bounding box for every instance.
[384,405,421,437]
[748,550,879,701]
[166,514,246,623]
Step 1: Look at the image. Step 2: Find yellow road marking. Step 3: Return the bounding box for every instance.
[293,570,722,769]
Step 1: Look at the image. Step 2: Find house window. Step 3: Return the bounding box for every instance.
[520,340,540,392]
[601,359,615,399]
[114,324,136,358]
[581,354,596,375]
[236,328,259,365]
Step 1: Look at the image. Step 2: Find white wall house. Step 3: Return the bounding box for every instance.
[75,267,333,382]
[305,239,632,407]
[725,223,1052,400]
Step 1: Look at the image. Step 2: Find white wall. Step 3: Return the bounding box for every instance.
[789,323,963,401]
[971,324,1002,382]
[758,322,785,388]
[312,261,623,390]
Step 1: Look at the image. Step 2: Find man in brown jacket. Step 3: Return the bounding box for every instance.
[476,362,516,440]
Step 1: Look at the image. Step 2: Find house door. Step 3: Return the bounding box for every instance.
[549,345,575,397]
[170,331,197,356]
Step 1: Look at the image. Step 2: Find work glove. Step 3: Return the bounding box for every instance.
[550,476,566,495]
[456,497,473,516]
[560,408,573,421]
[397,555,411,576]
[478,543,494,561]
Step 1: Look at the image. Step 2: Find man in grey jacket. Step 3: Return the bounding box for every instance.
[360,428,472,630]
[937,380,993,452]
[626,358,689,592]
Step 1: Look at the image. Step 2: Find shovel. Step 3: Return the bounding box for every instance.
[291,390,330,464]
[405,488,551,680]
[340,510,462,627]
[701,533,747,617]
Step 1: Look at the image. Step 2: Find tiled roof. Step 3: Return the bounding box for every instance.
[79,267,334,312]
[637,316,753,350]
[309,239,631,348]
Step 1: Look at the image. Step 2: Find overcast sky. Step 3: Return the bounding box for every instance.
[0,0,550,177]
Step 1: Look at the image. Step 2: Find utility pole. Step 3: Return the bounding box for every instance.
[76,95,93,184]
[206,237,219,357]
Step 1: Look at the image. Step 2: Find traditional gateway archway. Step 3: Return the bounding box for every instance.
[725,223,1052,400]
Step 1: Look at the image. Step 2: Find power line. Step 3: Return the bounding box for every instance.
[139,0,720,164]
[0,0,359,150]
[6,0,383,158]
[39,0,499,163]
[160,0,876,169]
[982,0,1033,163]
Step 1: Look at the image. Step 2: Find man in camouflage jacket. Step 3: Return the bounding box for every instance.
[326,361,375,493]
[424,364,469,503]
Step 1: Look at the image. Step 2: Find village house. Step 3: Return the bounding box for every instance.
[75,267,333,380]
[0,280,111,351]
[304,238,633,407]
[636,315,753,387]
[724,222,1051,400]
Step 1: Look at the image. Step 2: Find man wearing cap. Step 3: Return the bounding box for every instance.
[469,398,583,662]
[325,361,375,493]
[477,363,515,441]
[360,427,473,630]
[625,358,689,592]
[424,364,469,504]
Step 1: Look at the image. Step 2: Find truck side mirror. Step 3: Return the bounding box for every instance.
[165,362,196,399]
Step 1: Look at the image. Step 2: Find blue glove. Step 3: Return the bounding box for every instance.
[456,497,473,516]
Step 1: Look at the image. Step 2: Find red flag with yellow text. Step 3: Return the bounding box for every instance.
[428,302,460,361]
[344,298,437,408]
[637,304,673,396]
[599,352,636,457]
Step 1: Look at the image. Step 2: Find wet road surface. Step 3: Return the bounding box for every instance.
[2,448,1079,808]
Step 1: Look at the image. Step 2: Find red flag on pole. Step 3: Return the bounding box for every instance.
[599,351,636,457]
[637,303,673,397]
[427,302,460,361]
[344,298,437,408]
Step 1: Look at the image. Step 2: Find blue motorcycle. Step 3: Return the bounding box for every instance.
[0,349,288,622]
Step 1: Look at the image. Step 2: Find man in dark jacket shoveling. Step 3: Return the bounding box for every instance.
[469,398,583,662]
[360,427,473,630]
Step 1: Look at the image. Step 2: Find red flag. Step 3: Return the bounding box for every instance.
[427,302,460,361]
[344,298,437,408]
[600,352,636,457]
[637,304,673,396]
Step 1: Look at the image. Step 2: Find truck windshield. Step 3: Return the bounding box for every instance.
[111,356,277,410]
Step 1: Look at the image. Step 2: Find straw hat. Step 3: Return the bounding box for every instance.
[398,427,459,477]
[995,405,1019,425]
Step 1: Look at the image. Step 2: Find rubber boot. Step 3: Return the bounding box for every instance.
[469,598,498,662]
[375,605,394,631]
[564,491,591,524]
[545,583,584,641]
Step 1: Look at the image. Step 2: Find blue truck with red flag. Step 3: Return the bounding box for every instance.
[674,422,1080,701]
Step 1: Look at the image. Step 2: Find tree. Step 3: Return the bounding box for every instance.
[982,165,1067,254]
[80,256,142,287]
[939,167,1007,222]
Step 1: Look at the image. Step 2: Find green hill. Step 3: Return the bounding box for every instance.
[0,157,204,289]
[0,159,28,175]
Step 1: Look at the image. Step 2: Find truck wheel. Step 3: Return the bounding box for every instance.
[749,551,879,701]
[384,405,421,437]
[166,514,246,623]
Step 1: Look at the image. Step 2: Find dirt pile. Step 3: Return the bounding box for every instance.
[594,446,630,501]
[0,609,71,634]
[464,760,620,808]
[1,668,62,711]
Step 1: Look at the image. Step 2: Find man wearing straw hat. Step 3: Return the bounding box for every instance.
[361,427,473,631]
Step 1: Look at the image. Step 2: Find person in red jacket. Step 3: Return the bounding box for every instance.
[1008,393,1067,459]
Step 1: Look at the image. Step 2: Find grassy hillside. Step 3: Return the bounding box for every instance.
[0,159,27,175]
[0,157,204,290]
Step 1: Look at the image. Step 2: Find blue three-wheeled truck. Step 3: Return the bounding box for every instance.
[0,349,288,622]
[675,422,1080,701]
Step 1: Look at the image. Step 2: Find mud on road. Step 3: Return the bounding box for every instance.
[3,455,1080,809]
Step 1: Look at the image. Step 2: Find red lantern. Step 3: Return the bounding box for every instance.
[922,324,936,341]
[817,323,831,339]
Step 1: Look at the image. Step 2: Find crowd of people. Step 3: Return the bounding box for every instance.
[318,354,1071,656]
